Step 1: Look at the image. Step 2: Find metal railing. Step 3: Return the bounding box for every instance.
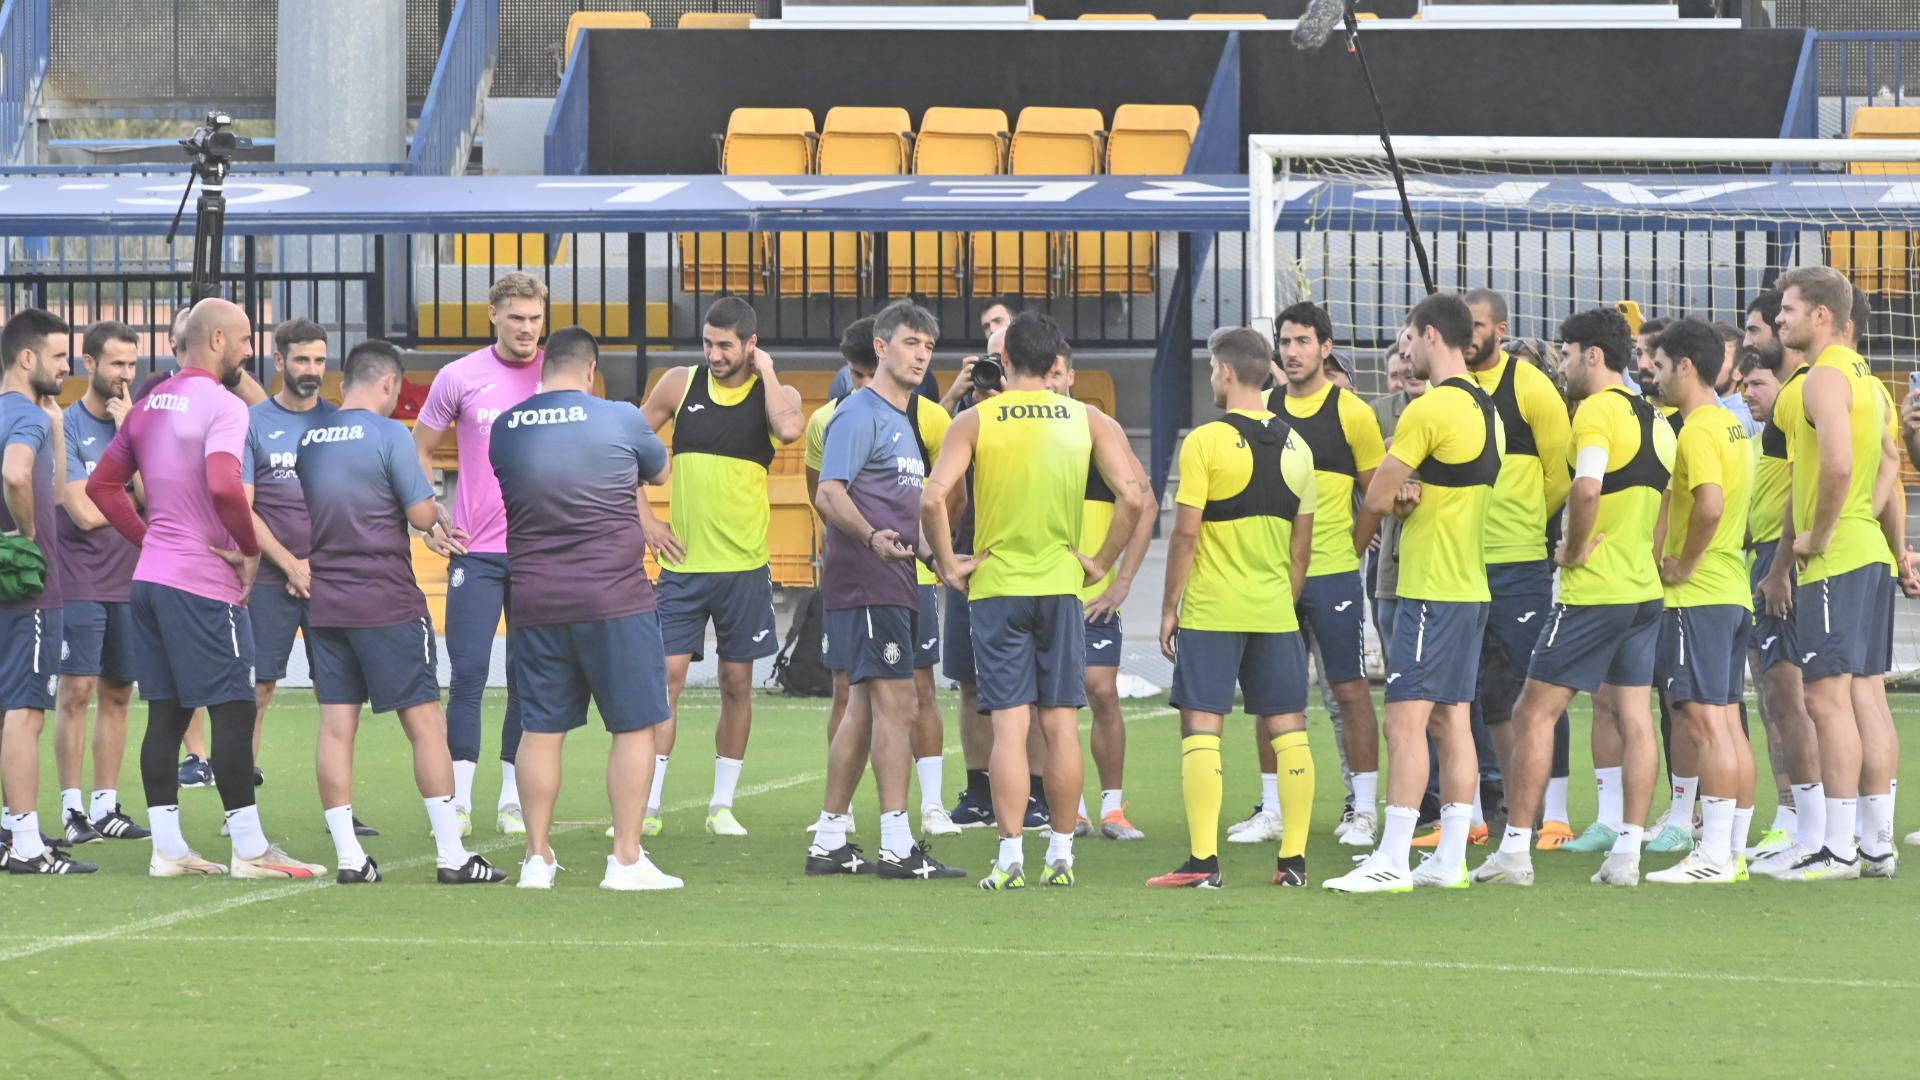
[0,0,47,166]
[543,29,590,176]
[1798,31,1920,139]
[409,0,499,176]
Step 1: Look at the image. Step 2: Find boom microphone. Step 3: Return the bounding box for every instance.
[1290,0,1348,51]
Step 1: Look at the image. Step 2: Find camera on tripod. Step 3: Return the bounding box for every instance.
[179,111,251,174]
[167,110,253,301]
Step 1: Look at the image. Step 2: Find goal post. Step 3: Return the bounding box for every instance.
[1246,134,1920,371]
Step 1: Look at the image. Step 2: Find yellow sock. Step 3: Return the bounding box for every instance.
[1272,730,1314,858]
[1180,733,1223,861]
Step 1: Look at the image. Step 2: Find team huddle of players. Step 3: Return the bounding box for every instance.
[0,262,1905,892]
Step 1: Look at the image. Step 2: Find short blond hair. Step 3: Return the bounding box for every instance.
[489,271,548,307]
[1776,265,1852,326]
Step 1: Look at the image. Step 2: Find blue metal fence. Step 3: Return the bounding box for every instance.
[408,0,498,177]
[1789,31,1920,140]
[0,0,48,166]
[543,30,590,177]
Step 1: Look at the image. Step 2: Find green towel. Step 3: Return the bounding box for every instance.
[0,534,48,603]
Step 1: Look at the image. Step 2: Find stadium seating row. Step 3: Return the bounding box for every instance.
[1831,106,1920,299]
[682,104,1198,298]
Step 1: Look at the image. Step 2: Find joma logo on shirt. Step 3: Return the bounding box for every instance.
[995,403,1071,421]
[144,393,189,412]
[301,424,366,445]
[505,405,588,429]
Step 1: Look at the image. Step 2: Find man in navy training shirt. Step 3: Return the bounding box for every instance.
[490,327,682,892]
[294,340,506,886]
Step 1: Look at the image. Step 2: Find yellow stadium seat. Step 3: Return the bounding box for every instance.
[58,375,89,407]
[1078,13,1156,19]
[452,233,570,267]
[906,107,1009,297]
[677,12,751,28]
[640,475,818,588]
[1073,369,1118,419]
[1188,13,1268,19]
[681,108,816,294]
[1073,104,1197,295]
[1833,107,1920,297]
[563,12,650,68]
[977,107,1105,297]
[413,302,669,349]
[800,107,914,296]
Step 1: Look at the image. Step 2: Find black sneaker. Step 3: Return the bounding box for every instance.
[337,857,383,884]
[948,788,994,828]
[93,806,151,840]
[804,842,871,876]
[437,854,508,884]
[63,809,105,845]
[0,825,68,850]
[1022,796,1051,829]
[8,848,98,874]
[1147,855,1222,889]
[253,766,265,787]
[353,816,380,837]
[1273,854,1309,887]
[876,843,966,880]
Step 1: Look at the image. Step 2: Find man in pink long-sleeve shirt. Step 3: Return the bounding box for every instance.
[89,298,326,880]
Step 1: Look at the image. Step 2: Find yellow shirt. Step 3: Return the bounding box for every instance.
[970,389,1091,601]
[1561,386,1677,607]
[666,367,777,574]
[1389,378,1504,603]
[1665,403,1753,609]
[1466,352,1573,565]
[1271,382,1385,578]
[1787,345,1894,584]
[1174,409,1317,632]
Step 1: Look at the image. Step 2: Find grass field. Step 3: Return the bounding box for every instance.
[4,686,1919,1077]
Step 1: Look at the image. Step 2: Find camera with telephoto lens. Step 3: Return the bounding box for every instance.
[972,354,1005,395]
[180,111,251,168]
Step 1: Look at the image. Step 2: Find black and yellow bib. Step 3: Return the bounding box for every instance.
[667,366,775,572]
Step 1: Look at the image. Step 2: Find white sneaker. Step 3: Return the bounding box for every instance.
[804,814,856,835]
[1226,805,1266,836]
[1227,808,1283,844]
[1411,854,1468,889]
[1860,850,1898,878]
[1646,848,1737,885]
[518,853,560,889]
[1904,828,1920,847]
[150,847,227,877]
[1786,849,1862,882]
[1749,840,1818,879]
[920,804,962,837]
[231,843,328,880]
[1591,851,1641,887]
[497,805,526,835]
[599,852,684,891]
[1323,852,1413,894]
[1332,807,1355,842]
[1469,849,1535,886]
[1339,812,1377,848]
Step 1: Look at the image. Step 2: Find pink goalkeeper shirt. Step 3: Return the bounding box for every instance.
[417,345,545,554]
[111,369,252,604]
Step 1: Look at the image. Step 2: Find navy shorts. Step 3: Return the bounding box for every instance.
[310,617,440,714]
[1385,599,1489,705]
[1171,628,1308,716]
[657,567,778,663]
[1527,599,1664,693]
[969,594,1087,712]
[1749,545,1799,672]
[825,605,915,685]
[914,584,941,670]
[511,611,672,734]
[249,574,310,683]
[1868,571,1897,678]
[130,581,254,709]
[1795,564,1886,681]
[1084,613,1123,669]
[60,599,137,683]
[1657,605,1750,706]
[0,606,62,711]
[941,584,975,684]
[1297,571,1367,684]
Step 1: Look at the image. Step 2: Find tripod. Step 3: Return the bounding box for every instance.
[165,111,250,302]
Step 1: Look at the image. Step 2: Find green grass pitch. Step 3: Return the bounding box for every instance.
[3,687,1917,1076]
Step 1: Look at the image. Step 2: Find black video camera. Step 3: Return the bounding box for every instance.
[971,354,1005,395]
[180,111,252,171]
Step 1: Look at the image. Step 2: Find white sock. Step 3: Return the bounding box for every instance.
[1861,792,1895,857]
[915,757,944,810]
[1260,772,1279,815]
[1437,802,1472,871]
[8,812,45,860]
[1668,775,1699,831]
[1732,805,1754,857]
[1543,776,1570,825]
[1596,767,1624,830]
[813,811,850,852]
[60,788,83,817]
[452,760,476,812]
[1470,790,1485,830]
[1612,823,1644,856]
[1077,795,1089,820]
[648,754,670,813]
[1380,804,1418,873]
[997,835,1024,871]
[1046,828,1074,867]
[425,795,471,867]
[323,804,368,868]
[1769,801,1796,834]
[497,761,519,811]
[90,789,116,822]
[1351,771,1379,818]
[1699,796,1735,863]
[150,804,188,860]
[879,810,913,860]
[1500,825,1532,855]
[711,756,743,810]
[1100,789,1123,817]
[1825,797,1858,859]
[224,805,269,860]
[1793,782,1825,852]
